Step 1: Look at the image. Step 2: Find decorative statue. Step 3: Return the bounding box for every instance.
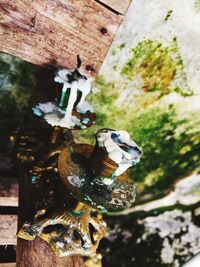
[16,57,141,257]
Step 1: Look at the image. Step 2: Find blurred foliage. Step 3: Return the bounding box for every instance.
[0,53,38,134]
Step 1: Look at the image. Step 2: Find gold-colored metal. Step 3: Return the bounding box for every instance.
[89,144,128,180]
[85,253,102,267]
[74,201,85,212]
[51,127,61,144]
[17,130,106,257]
[17,205,106,257]
[16,131,137,261]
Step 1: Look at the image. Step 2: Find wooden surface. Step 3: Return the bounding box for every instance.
[0,0,127,76]
[0,176,18,207]
[0,215,17,245]
[0,264,16,267]
[96,0,131,14]
[17,237,85,267]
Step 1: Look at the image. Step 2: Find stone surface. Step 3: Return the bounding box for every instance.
[100,207,200,267]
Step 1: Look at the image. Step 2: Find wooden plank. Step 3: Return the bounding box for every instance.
[17,237,85,267]
[0,0,123,76]
[0,264,16,267]
[0,215,17,245]
[95,0,131,14]
[0,176,18,207]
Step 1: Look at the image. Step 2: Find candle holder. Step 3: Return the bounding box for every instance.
[58,128,141,213]
[16,58,141,257]
[17,127,141,256]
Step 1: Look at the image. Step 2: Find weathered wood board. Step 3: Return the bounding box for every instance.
[96,0,131,14]
[0,176,18,207]
[17,237,85,267]
[0,215,17,245]
[0,0,131,76]
[0,264,16,267]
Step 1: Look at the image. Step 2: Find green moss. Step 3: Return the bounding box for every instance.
[113,64,118,71]
[111,49,116,56]
[165,10,173,21]
[118,43,126,49]
[130,106,200,198]
[194,0,200,12]
[121,39,192,96]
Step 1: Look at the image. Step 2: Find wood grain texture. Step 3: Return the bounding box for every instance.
[0,264,16,267]
[0,0,123,76]
[0,176,18,207]
[17,237,85,267]
[96,0,131,14]
[0,215,17,245]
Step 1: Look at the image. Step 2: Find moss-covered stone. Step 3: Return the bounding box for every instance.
[121,39,192,96]
[130,105,200,200]
[101,206,200,267]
